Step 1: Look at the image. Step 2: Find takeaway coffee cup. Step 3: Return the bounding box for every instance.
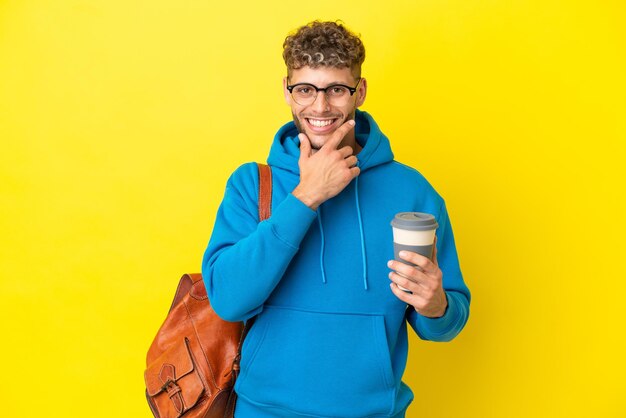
[390,212,438,291]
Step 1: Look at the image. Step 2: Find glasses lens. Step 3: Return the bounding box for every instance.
[291,84,316,105]
[325,86,351,106]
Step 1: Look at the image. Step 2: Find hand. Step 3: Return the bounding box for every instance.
[293,120,360,210]
[387,237,448,318]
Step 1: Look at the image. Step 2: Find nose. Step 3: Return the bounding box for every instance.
[310,91,330,113]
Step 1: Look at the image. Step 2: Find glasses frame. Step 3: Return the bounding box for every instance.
[286,78,362,105]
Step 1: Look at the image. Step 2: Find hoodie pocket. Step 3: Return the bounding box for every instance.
[237,306,396,417]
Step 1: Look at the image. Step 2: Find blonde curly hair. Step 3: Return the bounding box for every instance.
[283,21,365,77]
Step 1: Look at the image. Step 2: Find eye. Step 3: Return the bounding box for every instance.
[294,86,312,95]
[329,86,348,96]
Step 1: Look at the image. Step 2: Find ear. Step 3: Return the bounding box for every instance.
[283,77,292,105]
[355,77,367,108]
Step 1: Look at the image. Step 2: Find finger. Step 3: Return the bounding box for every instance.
[388,259,416,277]
[344,155,358,168]
[388,264,429,289]
[432,235,439,266]
[338,145,354,159]
[389,282,430,310]
[389,282,414,304]
[388,259,427,281]
[388,271,429,294]
[349,166,360,179]
[398,250,435,274]
[322,119,355,150]
[388,271,417,289]
[298,133,311,160]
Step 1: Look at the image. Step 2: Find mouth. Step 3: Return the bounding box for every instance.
[304,117,340,133]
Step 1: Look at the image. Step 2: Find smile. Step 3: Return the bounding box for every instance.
[306,118,338,129]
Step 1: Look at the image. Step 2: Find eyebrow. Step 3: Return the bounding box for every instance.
[291,81,352,86]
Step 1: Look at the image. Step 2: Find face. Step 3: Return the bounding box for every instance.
[284,66,367,150]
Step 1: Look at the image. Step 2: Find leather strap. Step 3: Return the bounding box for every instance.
[257,163,272,222]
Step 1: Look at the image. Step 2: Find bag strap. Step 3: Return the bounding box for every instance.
[257,163,272,221]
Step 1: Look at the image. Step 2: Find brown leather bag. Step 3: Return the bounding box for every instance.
[144,163,272,418]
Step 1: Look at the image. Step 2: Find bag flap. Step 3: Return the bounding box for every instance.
[145,338,200,397]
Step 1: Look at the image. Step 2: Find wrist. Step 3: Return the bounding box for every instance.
[293,185,321,211]
[432,291,449,318]
[417,291,449,318]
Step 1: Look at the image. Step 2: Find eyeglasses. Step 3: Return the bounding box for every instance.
[286,78,362,106]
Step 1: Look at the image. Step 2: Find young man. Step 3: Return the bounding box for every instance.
[202,21,471,418]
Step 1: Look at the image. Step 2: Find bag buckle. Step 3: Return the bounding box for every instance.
[161,378,178,392]
[159,366,184,413]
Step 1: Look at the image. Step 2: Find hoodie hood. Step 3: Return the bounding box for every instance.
[267,109,394,174]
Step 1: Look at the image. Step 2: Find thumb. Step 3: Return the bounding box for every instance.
[298,133,311,160]
[432,235,439,266]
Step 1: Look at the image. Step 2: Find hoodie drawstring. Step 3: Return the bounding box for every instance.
[317,206,327,284]
[355,175,368,290]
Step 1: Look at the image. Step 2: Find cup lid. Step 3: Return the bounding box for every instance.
[391,212,438,231]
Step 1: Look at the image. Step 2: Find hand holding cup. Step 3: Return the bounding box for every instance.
[388,213,448,318]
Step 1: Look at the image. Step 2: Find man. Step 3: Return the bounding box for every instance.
[202,21,471,418]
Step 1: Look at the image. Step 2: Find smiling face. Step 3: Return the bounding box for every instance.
[284,66,367,151]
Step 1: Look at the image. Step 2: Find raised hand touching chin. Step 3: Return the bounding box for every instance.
[292,119,360,211]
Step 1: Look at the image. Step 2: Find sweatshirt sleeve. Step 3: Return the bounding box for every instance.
[201,163,317,322]
[406,200,471,341]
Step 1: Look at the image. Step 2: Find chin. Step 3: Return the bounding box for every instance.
[307,134,331,150]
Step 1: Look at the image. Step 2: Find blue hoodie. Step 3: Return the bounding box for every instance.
[202,110,471,418]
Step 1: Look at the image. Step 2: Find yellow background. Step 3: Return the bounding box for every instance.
[1,0,624,417]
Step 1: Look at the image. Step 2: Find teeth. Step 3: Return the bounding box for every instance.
[308,119,334,127]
